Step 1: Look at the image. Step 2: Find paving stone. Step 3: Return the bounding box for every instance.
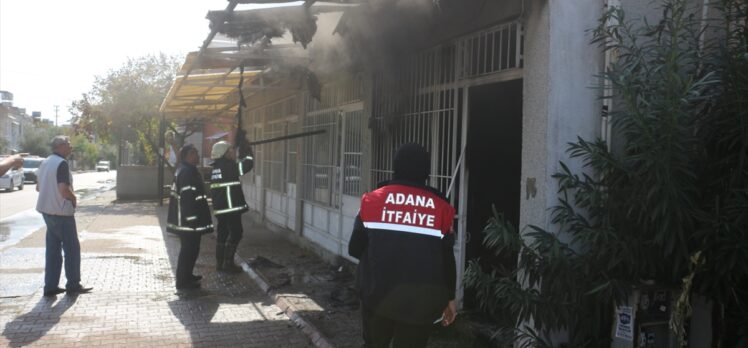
[0,192,312,347]
[235,213,364,348]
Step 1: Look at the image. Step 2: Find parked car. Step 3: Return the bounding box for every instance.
[22,156,44,183]
[96,160,111,172]
[0,167,24,191]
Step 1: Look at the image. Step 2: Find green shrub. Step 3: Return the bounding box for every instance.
[464,0,747,346]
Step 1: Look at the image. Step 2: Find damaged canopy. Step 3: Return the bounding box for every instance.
[159,51,260,119]
[208,1,359,48]
[160,1,358,120]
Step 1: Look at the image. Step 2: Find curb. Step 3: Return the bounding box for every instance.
[235,254,335,348]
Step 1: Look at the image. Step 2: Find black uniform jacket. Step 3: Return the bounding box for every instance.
[348,179,457,325]
[209,156,253,216]
[167,162,214,235]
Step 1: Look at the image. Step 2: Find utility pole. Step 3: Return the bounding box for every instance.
[54,105,59,126]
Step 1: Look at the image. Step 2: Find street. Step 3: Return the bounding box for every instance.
[0,170,116,220]
[0,170,117,297]
[0,170,313,347]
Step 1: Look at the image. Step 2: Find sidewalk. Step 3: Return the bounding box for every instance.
[232,214,488,348]
[232,213,363,347]
[1,189,487,347]
[0,190,311,347]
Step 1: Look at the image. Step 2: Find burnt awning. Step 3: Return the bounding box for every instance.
[160,0,358,120]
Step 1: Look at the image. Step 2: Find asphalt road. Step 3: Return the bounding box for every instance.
[0,170,117,251]
[0,170,116,220]
[0,170,116,298]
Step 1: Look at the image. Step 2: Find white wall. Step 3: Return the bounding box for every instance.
[520,0,604,344]
[264,184,297,231]
[521,0,603,238]
[116,165,173,200]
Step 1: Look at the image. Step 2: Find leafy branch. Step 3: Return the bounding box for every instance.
[465,0,748,346]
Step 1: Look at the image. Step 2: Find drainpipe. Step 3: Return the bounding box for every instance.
[601,0,620,148]
[158,113,165,206]
[699,0,710,51]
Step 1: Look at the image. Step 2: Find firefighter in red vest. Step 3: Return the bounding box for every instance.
[349,143,457,348]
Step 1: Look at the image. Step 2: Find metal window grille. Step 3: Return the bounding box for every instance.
[302,76,364,206]
[342,110,364,196]
[262,121,285,192]
[457,21,523,80]
[247,95,299,191]
[371,46,459,197]
[286,119,298,184]
[302,108,340,206]
[371,21,522,201]
[244,108,263,184]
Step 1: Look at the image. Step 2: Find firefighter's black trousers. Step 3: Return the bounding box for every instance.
[176,233,202,286]
[216,213,243,245]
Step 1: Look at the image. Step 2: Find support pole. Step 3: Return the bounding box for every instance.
[158,113,166,206]
[160,0,239,108]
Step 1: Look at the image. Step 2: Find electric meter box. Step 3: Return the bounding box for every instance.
[610,288,680,348]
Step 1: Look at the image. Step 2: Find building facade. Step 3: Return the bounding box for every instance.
[0,90,32,154]
[162,0,718,345]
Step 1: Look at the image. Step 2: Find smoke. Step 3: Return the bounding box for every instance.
[333,0,443,74]
[209,0,471,97]
[307,12,352,75]
[367,0,439,12]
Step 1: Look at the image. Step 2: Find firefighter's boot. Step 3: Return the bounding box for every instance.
[223,243,243,274]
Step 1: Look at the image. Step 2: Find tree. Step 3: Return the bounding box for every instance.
[70,135,99,169]
[69,53,181,165]
[464,0,748,346]
[19,124,65,157]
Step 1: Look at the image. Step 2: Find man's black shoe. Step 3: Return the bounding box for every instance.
[66,286,93,294]
[190,274,203,281]
[43,288,66,297]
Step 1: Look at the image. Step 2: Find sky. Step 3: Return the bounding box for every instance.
[0,0,229,125]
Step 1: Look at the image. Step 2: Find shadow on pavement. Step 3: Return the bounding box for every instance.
[234,213,365,347]
[2,294,77,347]
[154,205,311,347]
[166,294,309,347]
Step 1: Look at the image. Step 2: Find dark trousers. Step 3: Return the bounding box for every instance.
[216,213,243,245]
[42,214,82,292]
[361,306,433,348]
[176,233,202,285]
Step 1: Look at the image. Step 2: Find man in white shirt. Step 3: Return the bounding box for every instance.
[36,135,92,297]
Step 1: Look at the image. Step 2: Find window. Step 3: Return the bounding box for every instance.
[301,76,364,207]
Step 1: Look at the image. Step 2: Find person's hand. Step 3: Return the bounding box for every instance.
[70,195,77,208]
[8,154,24,169]
[0,154,24,176]
[441,300,457,326]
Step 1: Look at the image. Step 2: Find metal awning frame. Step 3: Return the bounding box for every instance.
[160,0,329,120]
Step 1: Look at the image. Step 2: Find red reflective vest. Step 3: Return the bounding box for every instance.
[359,184,455,238]
[349,181,456,324]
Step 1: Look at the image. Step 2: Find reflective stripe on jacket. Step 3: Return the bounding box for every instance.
[210,156,253,216]
[348,180,457,325]
[166,163,214,235]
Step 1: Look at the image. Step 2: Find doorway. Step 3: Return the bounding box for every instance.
[463,79,523,308]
